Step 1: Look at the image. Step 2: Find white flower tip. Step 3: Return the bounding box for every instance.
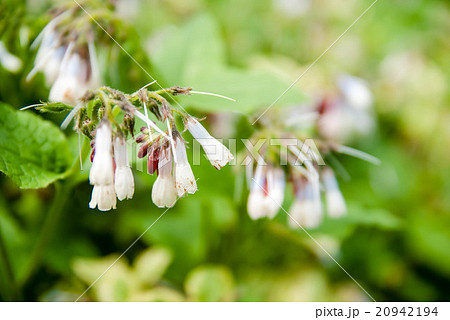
[247,191,280,220]
[89,185,117,211]
[326,190,347,218]
[288,200,322,229]
[152,176,178,208]
[115,167,135,201]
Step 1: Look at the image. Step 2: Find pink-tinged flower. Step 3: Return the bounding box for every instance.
[288,175,322,229]
[322,168,346,218]
[151,148,178,208]
[186,118,233,170]
[174,137,197,197]
[114,137,134,201]
[247,163,285,220]
[89,184,117,211]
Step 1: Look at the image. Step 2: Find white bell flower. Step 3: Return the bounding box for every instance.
[89,123,114,186]
[49,43,101,105]
[322,168,346,218]
[152,148,178,208]
[174,137,197,197]
[89,184,117,211]
[288,177,322,229]
[247,163,285,220]
[186,118,233,169]
[114,137,134,201]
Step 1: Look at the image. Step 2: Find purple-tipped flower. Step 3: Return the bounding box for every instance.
[186,118,234,170]
[89,123,116,211]
[322,168,346,218]
[247,163,285,220]
[114,137,134,201]
[152,148,178,208]
[174,136,197,197]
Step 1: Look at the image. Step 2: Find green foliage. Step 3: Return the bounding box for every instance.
[150,14,307,113]
[0,0,449,303]
[72,246,183,302]
[0,104,72,188]
[185,265,235,302]
[35,102,73,114]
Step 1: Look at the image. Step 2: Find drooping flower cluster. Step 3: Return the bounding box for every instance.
[24,3,235,212]
[245,144,347,229]
[317,75,375,144]
[27,11,101,105]
[244,74,378,228]
[37,83,235,211]
[88,122,134,211]
[136,114,234,208]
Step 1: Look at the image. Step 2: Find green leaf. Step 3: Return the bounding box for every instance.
[133,246,173,287]
[0,104,73,188]
[35,102,73,114]
[178,67,307,113]
[407,214,450,277]
[150,14,306,113]
[184,265,235,302]
[72,254,136,302]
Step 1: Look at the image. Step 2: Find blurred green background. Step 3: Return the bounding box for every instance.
[0,0,449,301]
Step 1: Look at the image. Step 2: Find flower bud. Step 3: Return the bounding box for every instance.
[151,148,178,208]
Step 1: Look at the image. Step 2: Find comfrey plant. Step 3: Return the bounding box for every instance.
[241,76,379,228]
[242,136,378,229]
[32,85,233,211]
[26,8,101,104]
[21,2,234,211]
